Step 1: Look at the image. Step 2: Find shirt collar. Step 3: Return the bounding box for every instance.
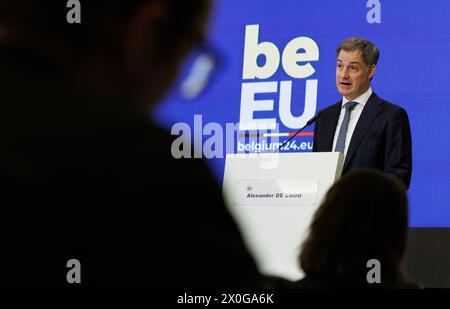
[342,87,373,107]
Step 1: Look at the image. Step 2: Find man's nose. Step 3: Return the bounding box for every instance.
[341,67,350,79]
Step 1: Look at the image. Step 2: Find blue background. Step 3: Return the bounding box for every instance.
[154,0,450,227]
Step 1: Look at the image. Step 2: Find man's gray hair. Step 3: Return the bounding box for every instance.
[337,37,379,67]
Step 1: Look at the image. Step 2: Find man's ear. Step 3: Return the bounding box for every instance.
[368,64,376,79]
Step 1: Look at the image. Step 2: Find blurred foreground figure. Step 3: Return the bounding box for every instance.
[0,1,260,287]
[295,169,420,288]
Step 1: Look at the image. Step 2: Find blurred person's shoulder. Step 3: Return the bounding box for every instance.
[291,275,422,289]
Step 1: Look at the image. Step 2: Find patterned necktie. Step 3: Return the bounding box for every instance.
[334,101,358,153]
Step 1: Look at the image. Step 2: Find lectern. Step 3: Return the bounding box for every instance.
[223,152,344,280]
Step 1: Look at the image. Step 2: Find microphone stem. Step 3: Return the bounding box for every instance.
[273,123,308,153]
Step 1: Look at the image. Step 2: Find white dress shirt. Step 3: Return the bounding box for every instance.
[332,87,373,157]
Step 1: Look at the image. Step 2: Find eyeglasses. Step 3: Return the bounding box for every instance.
[177,41,222,100]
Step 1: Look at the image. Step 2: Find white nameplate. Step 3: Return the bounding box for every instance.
[232,179,319,206]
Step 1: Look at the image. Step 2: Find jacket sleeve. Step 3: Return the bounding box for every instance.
[312,119,319,152]
[384,107,412,189]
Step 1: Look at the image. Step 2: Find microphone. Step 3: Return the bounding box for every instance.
[273,111,322,153]
[306,111,322,126]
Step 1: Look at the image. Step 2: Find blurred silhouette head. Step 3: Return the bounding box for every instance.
[299,169,408,285]
[0,0,212,110]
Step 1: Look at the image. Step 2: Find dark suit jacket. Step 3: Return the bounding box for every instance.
[0,45,261,287]
[313,92,412,188]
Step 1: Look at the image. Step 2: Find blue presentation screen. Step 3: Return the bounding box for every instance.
[155,0,450,228]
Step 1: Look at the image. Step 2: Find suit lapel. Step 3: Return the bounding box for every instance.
[321,102,341,151]
[343,93,384,169]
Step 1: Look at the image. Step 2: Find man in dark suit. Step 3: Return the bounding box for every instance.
[0,1,261,287]
[313,37,412,188]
